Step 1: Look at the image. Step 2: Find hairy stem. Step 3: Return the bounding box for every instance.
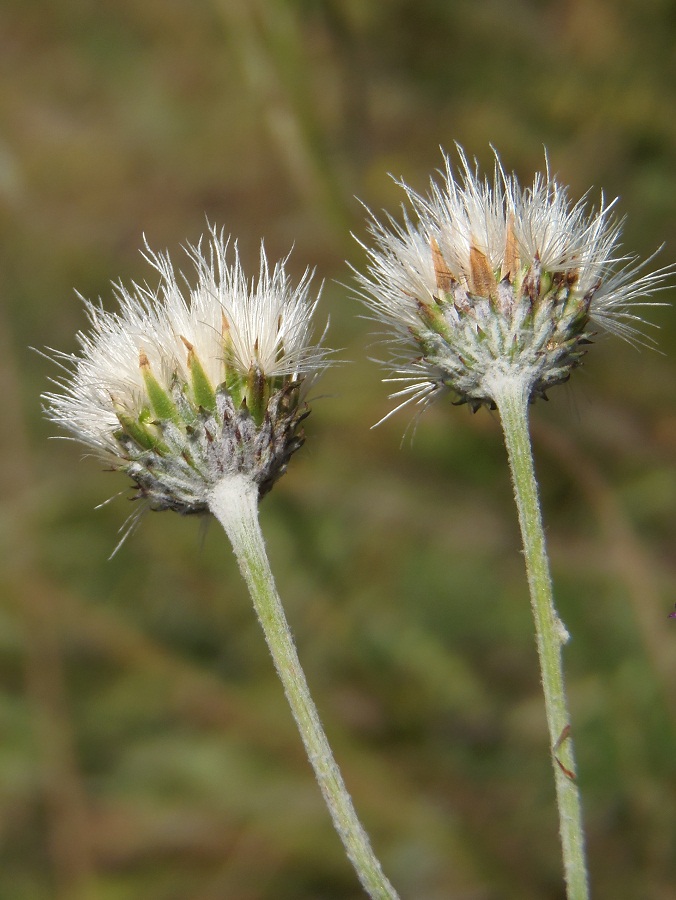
[491,374,589,900]
[208,474,399,900]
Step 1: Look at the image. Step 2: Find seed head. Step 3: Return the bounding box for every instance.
[44,229,330,530]
[356,147,671,418]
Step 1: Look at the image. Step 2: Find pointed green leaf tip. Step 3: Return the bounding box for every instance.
[246,361,269,426]
[180,336,217,413]
[220,311,246,409]
[113,400,170,455]
[114,403,156,450]
[139,350,180,423]
[416,297,454,344]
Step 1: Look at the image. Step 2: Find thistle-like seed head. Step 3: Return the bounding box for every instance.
[356,147,671,418]
[44,229,330,524]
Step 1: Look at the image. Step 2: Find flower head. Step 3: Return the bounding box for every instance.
[356,147,671,417]
[45,229,330,525]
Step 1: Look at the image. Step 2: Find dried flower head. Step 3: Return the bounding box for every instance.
[44,229,330,531]
[356,147,671,418]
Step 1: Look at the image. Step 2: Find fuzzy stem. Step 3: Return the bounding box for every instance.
[491,375,589,900]
[208,474,399,900]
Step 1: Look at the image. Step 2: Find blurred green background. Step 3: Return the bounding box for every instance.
[2,1,676,898]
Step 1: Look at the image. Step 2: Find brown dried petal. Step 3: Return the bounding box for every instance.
[469,244,495,299]
[431,238,456,295]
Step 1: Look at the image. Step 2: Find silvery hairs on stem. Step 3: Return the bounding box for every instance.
[355,146,671,419]
[44,228,330,546]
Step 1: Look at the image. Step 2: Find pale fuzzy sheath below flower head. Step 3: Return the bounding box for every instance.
[44,229,330,527]
[356,147,672,419]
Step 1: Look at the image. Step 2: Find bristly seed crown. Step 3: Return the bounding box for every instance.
[356,147,671,419]
[44,228,330,535]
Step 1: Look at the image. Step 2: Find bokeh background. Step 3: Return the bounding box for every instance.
[2,1,676,898]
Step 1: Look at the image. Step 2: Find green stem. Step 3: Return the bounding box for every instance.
[491,374,590,900]
[208,474,399,900]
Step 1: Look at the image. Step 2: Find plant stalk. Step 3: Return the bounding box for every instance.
[491,374,589,900]
[208,474,399,900]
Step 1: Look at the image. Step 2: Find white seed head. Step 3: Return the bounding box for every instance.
[44,228,330,524]
[356,147,672,417]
